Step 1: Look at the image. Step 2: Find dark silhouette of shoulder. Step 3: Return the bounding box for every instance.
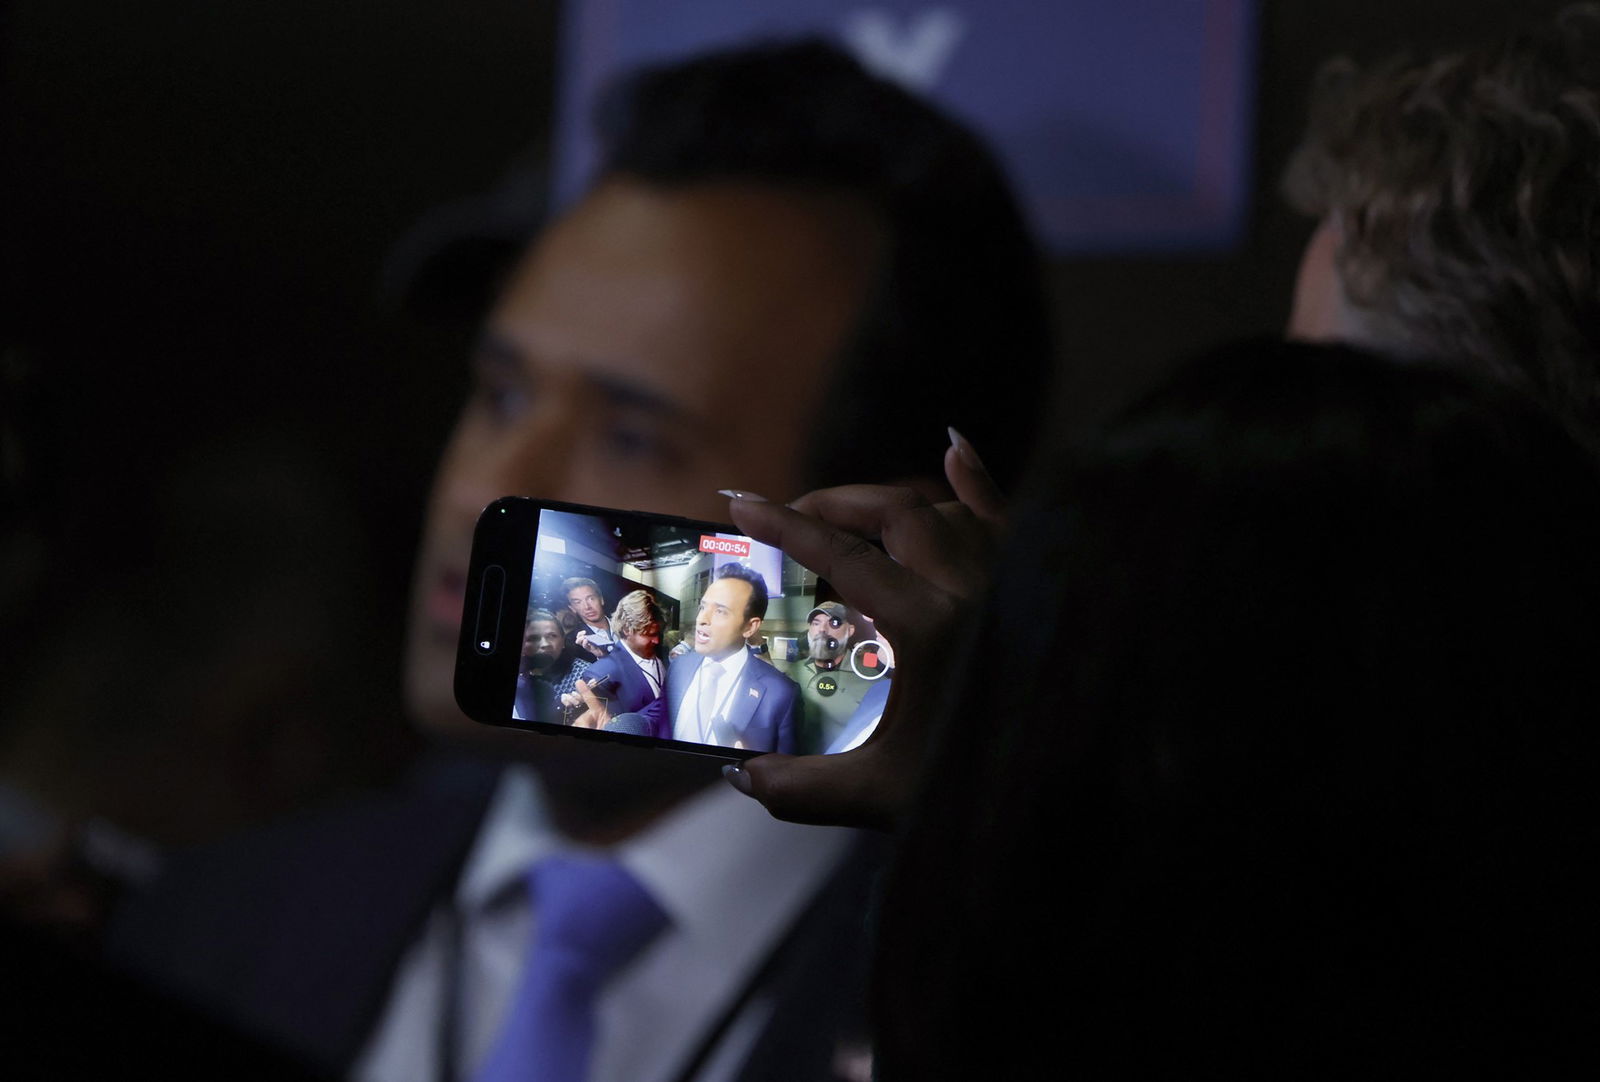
[105,754,500,1074]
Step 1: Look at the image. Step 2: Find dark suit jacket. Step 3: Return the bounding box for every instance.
[665,652,799,754]
[576,649,664,718]
[513,672,555,724]
[104,754,884,1082]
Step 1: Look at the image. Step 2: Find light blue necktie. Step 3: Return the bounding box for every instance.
[473,855,669,1082]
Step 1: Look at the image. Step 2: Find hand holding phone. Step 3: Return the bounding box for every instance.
[721,435,1006,831]
[575,629,614,659]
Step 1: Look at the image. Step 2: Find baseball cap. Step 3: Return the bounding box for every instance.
[807,601,852,625]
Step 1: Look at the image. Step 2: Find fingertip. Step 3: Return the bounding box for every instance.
[943,441,965,484]
[947,426,983,472]
[781,491,817,516]
[721,762,755,796]
[732,753,804,817]
[727,492,792,539]
[945,427,1008,524]
[726,495,761,530]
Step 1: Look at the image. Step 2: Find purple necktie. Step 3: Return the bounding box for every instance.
[474,855,669,1082]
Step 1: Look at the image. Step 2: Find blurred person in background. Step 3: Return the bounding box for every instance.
[107,37,1054,1082]
[1284,2,1600,442]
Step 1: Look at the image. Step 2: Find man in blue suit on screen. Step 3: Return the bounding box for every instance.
[562,589,666,726]
[665,564,799,754]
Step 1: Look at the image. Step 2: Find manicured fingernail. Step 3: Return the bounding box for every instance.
[718,489,769,502]
[722,763,754,795]
[947,426,983,471]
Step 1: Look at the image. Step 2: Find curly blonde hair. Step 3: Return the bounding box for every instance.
[610,589,665,639]
[1283,4,1600,434]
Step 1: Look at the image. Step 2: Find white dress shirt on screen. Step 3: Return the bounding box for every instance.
[673,647,750,745]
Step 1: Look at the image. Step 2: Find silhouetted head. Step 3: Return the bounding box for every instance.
[879,339,1600,1078]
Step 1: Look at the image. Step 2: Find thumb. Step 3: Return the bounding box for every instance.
[945,427,1007,529]
[723,749,903,832]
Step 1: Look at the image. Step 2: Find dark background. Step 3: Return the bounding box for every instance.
[0,0,1571,841]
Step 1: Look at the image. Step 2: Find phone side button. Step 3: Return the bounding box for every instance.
[474,565,506,655]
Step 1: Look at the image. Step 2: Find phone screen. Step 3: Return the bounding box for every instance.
[455,498,890,759]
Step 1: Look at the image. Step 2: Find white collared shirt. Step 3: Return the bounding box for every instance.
[351,767,855,1082]
[674,647,751,744]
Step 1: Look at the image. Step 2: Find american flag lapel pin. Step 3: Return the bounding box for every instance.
[748,687,760,699]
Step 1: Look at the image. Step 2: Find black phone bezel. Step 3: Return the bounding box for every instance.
[453,496,776,762]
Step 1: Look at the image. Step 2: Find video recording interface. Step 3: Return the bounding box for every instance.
[510,507,889,756]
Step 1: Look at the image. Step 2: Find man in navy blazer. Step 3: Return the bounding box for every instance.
[104,41,1053,1082]
[664,564,799,754]
[562,589,667,725]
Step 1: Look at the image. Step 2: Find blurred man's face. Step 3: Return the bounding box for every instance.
[567,586,605,627]
[695,578,757,662]
[407,178,878,731]
[523,619,563,670]
[624,619,662,661]
[807,612,853,661]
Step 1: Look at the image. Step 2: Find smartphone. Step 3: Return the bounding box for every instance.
[579,630,616,650]
[454,497,881,759]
